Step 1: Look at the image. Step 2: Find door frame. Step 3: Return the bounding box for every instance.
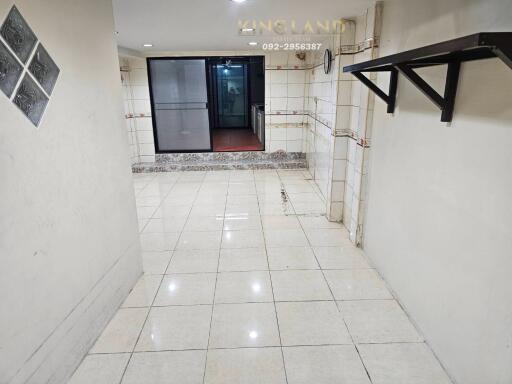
[147,56,214,153]
[208,57,251,130]
[147,55,265,154]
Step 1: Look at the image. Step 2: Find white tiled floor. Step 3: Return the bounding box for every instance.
[69,169,452,384]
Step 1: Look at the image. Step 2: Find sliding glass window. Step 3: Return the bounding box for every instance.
[148,59,211,152]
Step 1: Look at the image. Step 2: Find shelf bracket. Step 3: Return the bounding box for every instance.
[396,62,461,122]
[352,68,398,113]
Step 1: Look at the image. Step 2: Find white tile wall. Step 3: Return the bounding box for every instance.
[341,4,382,244]
[123,51,311,157]
[303,34,345,219]
[120,55,155,164]
[264,51,310,153]
[303,7,381,230]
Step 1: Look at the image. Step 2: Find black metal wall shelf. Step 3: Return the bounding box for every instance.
[343,33,512,122]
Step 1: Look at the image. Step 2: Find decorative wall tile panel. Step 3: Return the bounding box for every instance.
[13,74,49,126]
[29,44,59,95]
[0,39,23,97]
[0,6,37,63]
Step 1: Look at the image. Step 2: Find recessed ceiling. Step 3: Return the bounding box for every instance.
[113,0,373,52]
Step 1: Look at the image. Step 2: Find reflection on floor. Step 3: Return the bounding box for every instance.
[212,128,263,152]
[69,170,453,384]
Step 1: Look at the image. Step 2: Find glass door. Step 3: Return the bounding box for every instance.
[214,62,248,128]
[148,58,211,152]
[207,57,265,152]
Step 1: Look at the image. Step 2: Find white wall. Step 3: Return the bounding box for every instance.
[265,51,308,153]
[363,1,512,383]
[0,1,141,383]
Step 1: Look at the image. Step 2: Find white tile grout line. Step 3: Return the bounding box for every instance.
[117,173,200,384]
[98,170,354,383]
[289,168,375,383]
[78,170,453,384]
[89,340,428,356]
[200,172,227,384]
[116,173,167,383]
[258,171,290,384]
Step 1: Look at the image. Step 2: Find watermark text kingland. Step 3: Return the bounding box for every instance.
[238,19,345,35]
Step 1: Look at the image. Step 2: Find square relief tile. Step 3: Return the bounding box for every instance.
[12,74,49,126]
[28,44,59,94]
[0,40,23,98]
[0,6,37,63]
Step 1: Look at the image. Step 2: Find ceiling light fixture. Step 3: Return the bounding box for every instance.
[248,42,258,46]
[241,28,255,33]
[143,43,153,47]
[231,0,247,3]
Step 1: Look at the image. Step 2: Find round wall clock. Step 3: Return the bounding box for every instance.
[323,49,332,74]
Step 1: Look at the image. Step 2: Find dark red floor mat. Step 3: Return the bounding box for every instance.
[213,128,264,152]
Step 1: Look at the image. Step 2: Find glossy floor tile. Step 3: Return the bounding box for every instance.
[154,274,217,306]
[283,345,371,384]
[214,271,273,303]
[209,302,280,348]
[205,347,286,384]
[271,270,332,301]
[135,306,211,351]
[276,301,352,346]
[123,350,206,384]
[267,246,319,270]
[340,299,424,344]
[68,354,130,384]
[218,247,268,272]
[121,275,162,308]
[324,269,393,300]
[73,170,451,384]
[90,308,148,353]
[141,251,173,275]
[358,343,453,384]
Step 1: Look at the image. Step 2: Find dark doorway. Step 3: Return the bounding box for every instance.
[208,56,265,152]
